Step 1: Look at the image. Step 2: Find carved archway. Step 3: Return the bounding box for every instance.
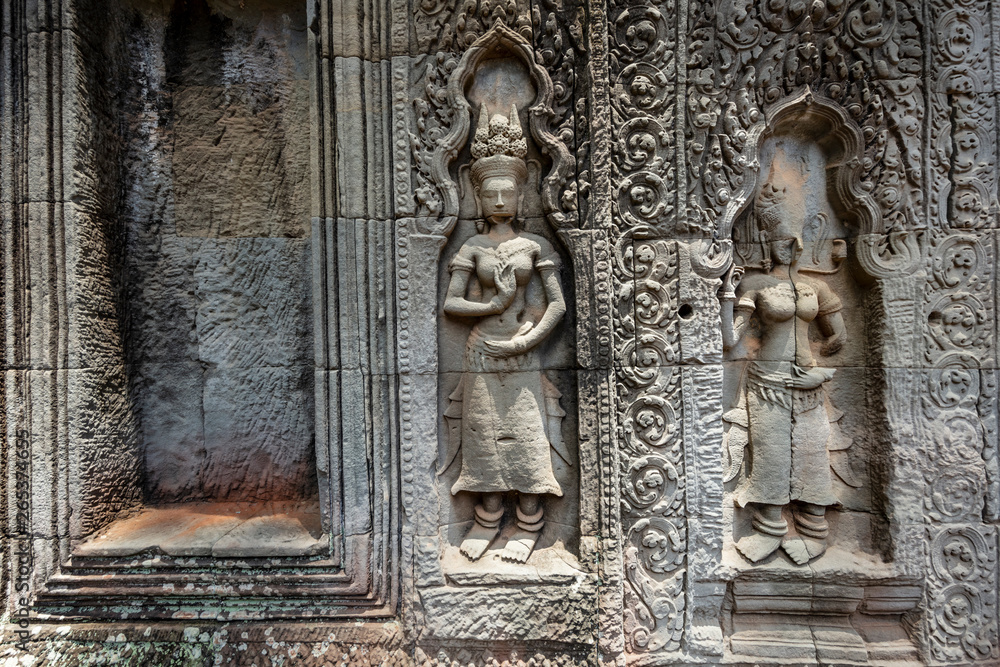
[428,19,577,234]
[692,88,919,279]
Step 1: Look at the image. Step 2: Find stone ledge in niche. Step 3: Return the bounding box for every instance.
[75,500,326,559]
[722,543,897,581]
[441,542,587,586]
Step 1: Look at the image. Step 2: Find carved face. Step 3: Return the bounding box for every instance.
[629,75,657,110]
[768,235,803,267]
[477,175,520,222]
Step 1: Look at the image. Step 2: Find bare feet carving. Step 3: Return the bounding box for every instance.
[500,528,539,563]
[459,523,500,561]
[800,535,827,560]
[735,531,782,563]
[781,535,810,565]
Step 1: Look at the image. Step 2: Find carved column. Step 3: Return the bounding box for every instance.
[922,0,1000,659]
[606,0,689,659]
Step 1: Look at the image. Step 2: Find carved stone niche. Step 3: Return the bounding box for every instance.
[708,90,922,663]
[15,0,395,619]
[397,21,605,645]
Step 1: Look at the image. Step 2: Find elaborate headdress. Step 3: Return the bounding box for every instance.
[754,180,788,271]
[754,181,787,237]
[470,104,528,188]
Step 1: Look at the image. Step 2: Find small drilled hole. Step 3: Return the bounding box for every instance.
[678,304,693,319]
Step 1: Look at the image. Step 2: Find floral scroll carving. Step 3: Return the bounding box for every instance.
[927,527,999,662]
[616,236,685,653]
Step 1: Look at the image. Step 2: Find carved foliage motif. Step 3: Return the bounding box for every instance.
[927,527,999,663]
[922,229,999,662]
[928,0,997,230]
[531,0,590,226]
[685,0,923,238]
[609,0,676,236]
[607,0,685,653]
[616,237,685,654]
[412,54,459,219]
[412,0,532,54]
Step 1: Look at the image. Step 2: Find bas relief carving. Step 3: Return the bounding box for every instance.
[10,0,1000,662]
[720,176,853,565]
[427,21,587,583]
[440,107,569,564]
[706,93,899,576]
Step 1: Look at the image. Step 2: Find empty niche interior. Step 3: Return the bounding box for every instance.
[76,0,324,559]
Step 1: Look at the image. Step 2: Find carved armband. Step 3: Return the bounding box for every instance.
[449,254,476,273]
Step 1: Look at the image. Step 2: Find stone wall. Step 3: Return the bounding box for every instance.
[2,0,1000,665]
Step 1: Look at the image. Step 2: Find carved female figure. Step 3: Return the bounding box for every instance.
[720,181,847,565]
[441,106,568,564]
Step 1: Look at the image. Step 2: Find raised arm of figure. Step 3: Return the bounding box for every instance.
[516,266,567,349]
[814,279,846,356]
[817,310,846,357]
[720,265,753,351]
[481,238,568,358]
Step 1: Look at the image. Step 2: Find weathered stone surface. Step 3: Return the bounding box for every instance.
[201,366,315,501]
[74,501,324,558]
[210,500,325,557]
[168,0,310,238]
[193,239,313,367]
[419,583,599,643]
[4,0,1000,664]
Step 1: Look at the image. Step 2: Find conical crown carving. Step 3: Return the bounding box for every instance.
[471,103,527,160]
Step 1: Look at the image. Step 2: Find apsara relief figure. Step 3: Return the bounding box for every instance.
[440,106,569,564]
[719,181,849,565]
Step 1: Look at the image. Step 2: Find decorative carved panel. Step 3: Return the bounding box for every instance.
[4,0,1000,663]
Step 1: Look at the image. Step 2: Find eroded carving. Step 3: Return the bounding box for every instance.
[927,527,999,663]
[425,20,579,235]
[720,179,852,565]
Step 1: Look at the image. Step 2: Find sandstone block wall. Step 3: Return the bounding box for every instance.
[1,0,998,665]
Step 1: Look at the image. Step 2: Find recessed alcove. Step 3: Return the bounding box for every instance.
[724,134,876,564]
[70,0,322,559]
[708,91,923,663]
[28,0,396,618]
